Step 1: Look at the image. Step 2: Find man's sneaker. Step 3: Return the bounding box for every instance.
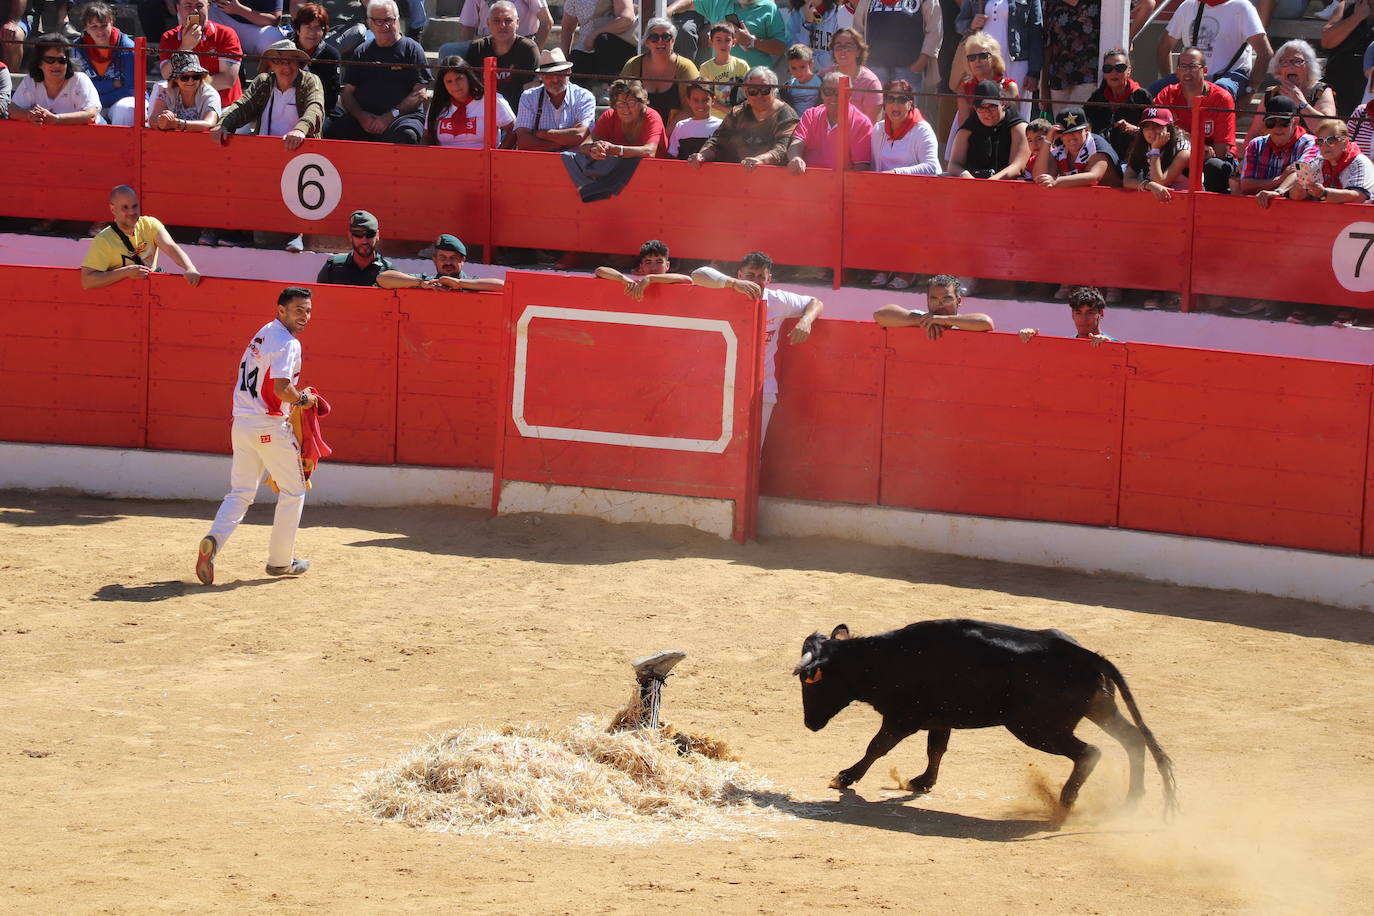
[195,536,217,585]
[266,559,310,577]
[285,235,304,253]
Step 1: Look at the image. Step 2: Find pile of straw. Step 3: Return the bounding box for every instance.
[357,717,784,844]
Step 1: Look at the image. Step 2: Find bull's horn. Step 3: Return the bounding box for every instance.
[791,651,814,676]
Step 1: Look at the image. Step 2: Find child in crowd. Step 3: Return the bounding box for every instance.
[699,22,750,118]
[783,44,821,114]
[1024,118,1052,177]
[668,81,723,159]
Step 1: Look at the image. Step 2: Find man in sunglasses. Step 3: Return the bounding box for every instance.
[316,210,395,286]
[1239,94,1317,198]
[786,70,872,174]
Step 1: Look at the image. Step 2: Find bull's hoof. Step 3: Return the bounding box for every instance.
[908,777,935,795]
[828,773,855,790]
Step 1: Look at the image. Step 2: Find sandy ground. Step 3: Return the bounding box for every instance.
[2,490,1373,915]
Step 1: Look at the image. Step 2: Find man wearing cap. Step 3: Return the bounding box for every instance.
[376,235,506,291]
[325,0,430,144]
[211,39,325,150]
[317,211,395,286]
[1239,94,1317,197]
[946,79,1029,181]
[1033,105,1123,189]
[1151,47,1236,193]
[515,48,597,151]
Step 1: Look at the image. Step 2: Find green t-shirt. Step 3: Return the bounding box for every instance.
[697,0,786,69]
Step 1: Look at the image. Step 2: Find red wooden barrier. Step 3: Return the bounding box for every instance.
[488,151,839,268]
[395,288,505,468]
[0,124,137,223]
[760,319,884,505]
[1119,344,1371,553]
[0,267,148,448]
[493,272,765,542]
[879,331,1126,527]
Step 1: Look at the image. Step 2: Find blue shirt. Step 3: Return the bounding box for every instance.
[72,33,137,110]
[784,74,822,114]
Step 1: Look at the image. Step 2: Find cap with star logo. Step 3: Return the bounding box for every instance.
[1054,106,1089,133]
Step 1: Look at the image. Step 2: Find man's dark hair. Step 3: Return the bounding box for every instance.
[927,274,962,295]
[29,34,75,82]
[279,286,312,306]
[639,239,669,260]
[1067,286,1105,311]
[1178,46,1206,64]
[740,251,773,272]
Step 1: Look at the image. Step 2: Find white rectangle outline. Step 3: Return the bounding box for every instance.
[513,305,737,453]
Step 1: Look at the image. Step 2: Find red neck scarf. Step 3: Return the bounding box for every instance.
[1322,141,1360,187]
[1268,123,1307,153]
[1102,78,1141,103]
[79,27,122,68]
[1202,0,1229,6]
[883,107,924,142]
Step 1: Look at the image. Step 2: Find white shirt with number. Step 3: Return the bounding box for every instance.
[232,319,302,418]
[762,287,810,402]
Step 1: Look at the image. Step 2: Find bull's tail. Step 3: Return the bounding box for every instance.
[1100,656,1180,820]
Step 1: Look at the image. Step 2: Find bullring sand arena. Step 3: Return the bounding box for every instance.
[3,490,1374,914]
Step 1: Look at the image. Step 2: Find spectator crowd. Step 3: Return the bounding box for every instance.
[6,0,1374,319]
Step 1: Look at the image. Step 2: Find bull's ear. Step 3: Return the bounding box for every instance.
[830,624,850,640]
[803,667,824,684]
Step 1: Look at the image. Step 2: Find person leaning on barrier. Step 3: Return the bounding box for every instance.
[873,275,995,341]
[1124,107,1192,202]
[317,209,395,286]
[1019,286,1117,347]
[149,51,223,132]
[515,49,596,151]
[1287,118,1374,204]
[595,239,693,300]
[1150,47,1236,194]
[159,0,244,109]
[581,78,664,158]
[946,79,1029,180]
[9,34,101,126]
[786,69,873,175]
[325,0,429,144]
[1033,105,1124,189]
[72,2,138,127]
[1240,95,1317,200]
[81,185,201,289]
[211,39,324,150]
[689,66,799,169]
[463,0,539,113]
[692,251,822,441]
[376,234,506,292]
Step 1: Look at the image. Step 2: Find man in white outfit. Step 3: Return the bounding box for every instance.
[196,286,317,585]
[691,252,823,441]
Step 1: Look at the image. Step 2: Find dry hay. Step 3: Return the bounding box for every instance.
[356,717,786,845]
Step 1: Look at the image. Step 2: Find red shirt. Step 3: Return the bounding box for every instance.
[592,107,665,153]
[159,22,242,107]
[1151,81,1236,157]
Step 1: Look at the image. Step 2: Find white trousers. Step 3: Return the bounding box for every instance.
[207,414,306,568]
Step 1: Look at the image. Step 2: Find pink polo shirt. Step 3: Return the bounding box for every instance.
[793,102,873,169]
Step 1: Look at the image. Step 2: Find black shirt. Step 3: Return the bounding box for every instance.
[316,251,395,286]
[1086,83,1152,160]
[960,109,1026,175]
[464,36,539,113]
[344,36,431,115]
[300,38,343,114]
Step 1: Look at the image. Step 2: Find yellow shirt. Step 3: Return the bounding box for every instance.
[82,216,166,273]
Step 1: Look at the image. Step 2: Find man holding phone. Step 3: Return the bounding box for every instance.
[159,0,243,107]
[665,0,787,68]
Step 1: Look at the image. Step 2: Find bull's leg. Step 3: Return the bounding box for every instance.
[830,722,910,790]
[905,728,951,794]
[1007,723,1101,815]
[1086,692,1147,807]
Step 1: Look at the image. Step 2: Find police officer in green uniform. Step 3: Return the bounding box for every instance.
[376,234,505,292]
[316,210,395,286]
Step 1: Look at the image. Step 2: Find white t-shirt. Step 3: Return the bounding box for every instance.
[459,0,549,37]
[1166,0,1263,75]
[13,72,100,115]
[148,79,222,124]
[667,115,721,158]
[264,84,300,138]
[762,287,811,401]
[434,95,516,148]
[232,319,302,418]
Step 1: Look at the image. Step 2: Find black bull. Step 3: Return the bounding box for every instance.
[794,620,1178,818]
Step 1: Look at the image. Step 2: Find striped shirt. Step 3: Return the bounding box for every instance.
[1241,131,1317,181]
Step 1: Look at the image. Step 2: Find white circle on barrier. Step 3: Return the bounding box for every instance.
[1331,221,1374,293]
[281,153,342,221]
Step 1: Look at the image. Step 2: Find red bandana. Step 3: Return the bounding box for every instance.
[1103,78,1141,103]
[883,107,925,142]
[1322,141,1360,187]
[79,27,122,69]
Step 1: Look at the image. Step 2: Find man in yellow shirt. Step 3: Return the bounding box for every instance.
[81,185,202,290]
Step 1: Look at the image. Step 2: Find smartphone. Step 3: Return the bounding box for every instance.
[725,13,743,27]
[187,13,201,27]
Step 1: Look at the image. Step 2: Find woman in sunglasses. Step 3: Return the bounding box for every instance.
[1241,40,1335,147]
[690,66,800,168]
[149,51,223,133]
[1288,119,1374,204]
[9,34,101,126]
[1085,47,1151,159]
[869,78,939,291]
[619,17,699,127]
[955,0,1042,107]
[949,33,1017,152]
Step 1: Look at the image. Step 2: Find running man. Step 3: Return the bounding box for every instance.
[196,286,317,585]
